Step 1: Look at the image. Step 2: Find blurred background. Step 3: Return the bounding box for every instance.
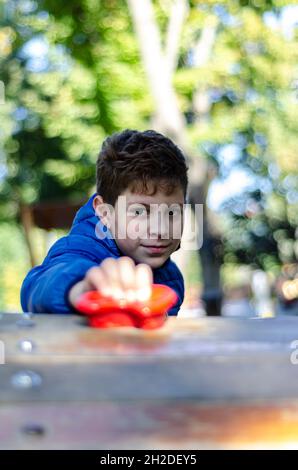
[0,0,297,316]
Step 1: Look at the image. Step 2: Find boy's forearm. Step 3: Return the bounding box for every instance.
[21,258,97,313]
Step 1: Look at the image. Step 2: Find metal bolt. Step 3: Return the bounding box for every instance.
[16,313,35,328]
[11,370,42,389]
[21,423,46,437]
[18,340,36,353]
[21,312,33,319]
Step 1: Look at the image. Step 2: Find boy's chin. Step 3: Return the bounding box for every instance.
[141,255,169,269]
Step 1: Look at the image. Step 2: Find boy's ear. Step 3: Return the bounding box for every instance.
[93,195,111,226]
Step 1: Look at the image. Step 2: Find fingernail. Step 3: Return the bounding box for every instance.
[101,287,113,298]
[126,290,136,302]
[113,288,125,300]
[136,286,152,302]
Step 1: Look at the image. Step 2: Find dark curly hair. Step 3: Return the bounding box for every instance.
[96,129,188,205]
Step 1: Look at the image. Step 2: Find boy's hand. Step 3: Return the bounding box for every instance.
[69,257,153,308]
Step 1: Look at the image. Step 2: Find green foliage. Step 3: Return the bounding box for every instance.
[177,1,298,270]
[0,0,150,218]
[0,0,297,310]
[0,222,29,310]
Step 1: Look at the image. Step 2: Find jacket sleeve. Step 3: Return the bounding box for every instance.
[20,255,97,314]
[166,277,185,316]
[164,263,185,316]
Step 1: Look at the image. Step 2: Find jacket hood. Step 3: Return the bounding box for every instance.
[69,193,121,257]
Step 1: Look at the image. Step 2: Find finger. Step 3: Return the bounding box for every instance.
[85,267,112,297]
[100,258,125,299]
[135,263,153,302]
[118,257,137,301]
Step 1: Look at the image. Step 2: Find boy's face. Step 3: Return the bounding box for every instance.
[94,183,185,269]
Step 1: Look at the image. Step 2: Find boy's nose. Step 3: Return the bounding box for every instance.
[148,213,170,239]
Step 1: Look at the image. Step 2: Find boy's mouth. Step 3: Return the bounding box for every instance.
[140,243,171,254]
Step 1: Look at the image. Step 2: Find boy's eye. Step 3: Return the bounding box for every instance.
[129,207,147,217]
[168,208,181,217]
[135,209,144,216]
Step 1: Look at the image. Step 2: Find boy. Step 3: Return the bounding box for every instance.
[21,129,188,316]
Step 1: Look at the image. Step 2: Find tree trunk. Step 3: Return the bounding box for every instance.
[127,0,222,314]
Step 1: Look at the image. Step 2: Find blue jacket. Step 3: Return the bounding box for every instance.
[20,194,184,315]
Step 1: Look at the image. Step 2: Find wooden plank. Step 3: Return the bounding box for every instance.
[1,400,298,449]
[1,313,298,448]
